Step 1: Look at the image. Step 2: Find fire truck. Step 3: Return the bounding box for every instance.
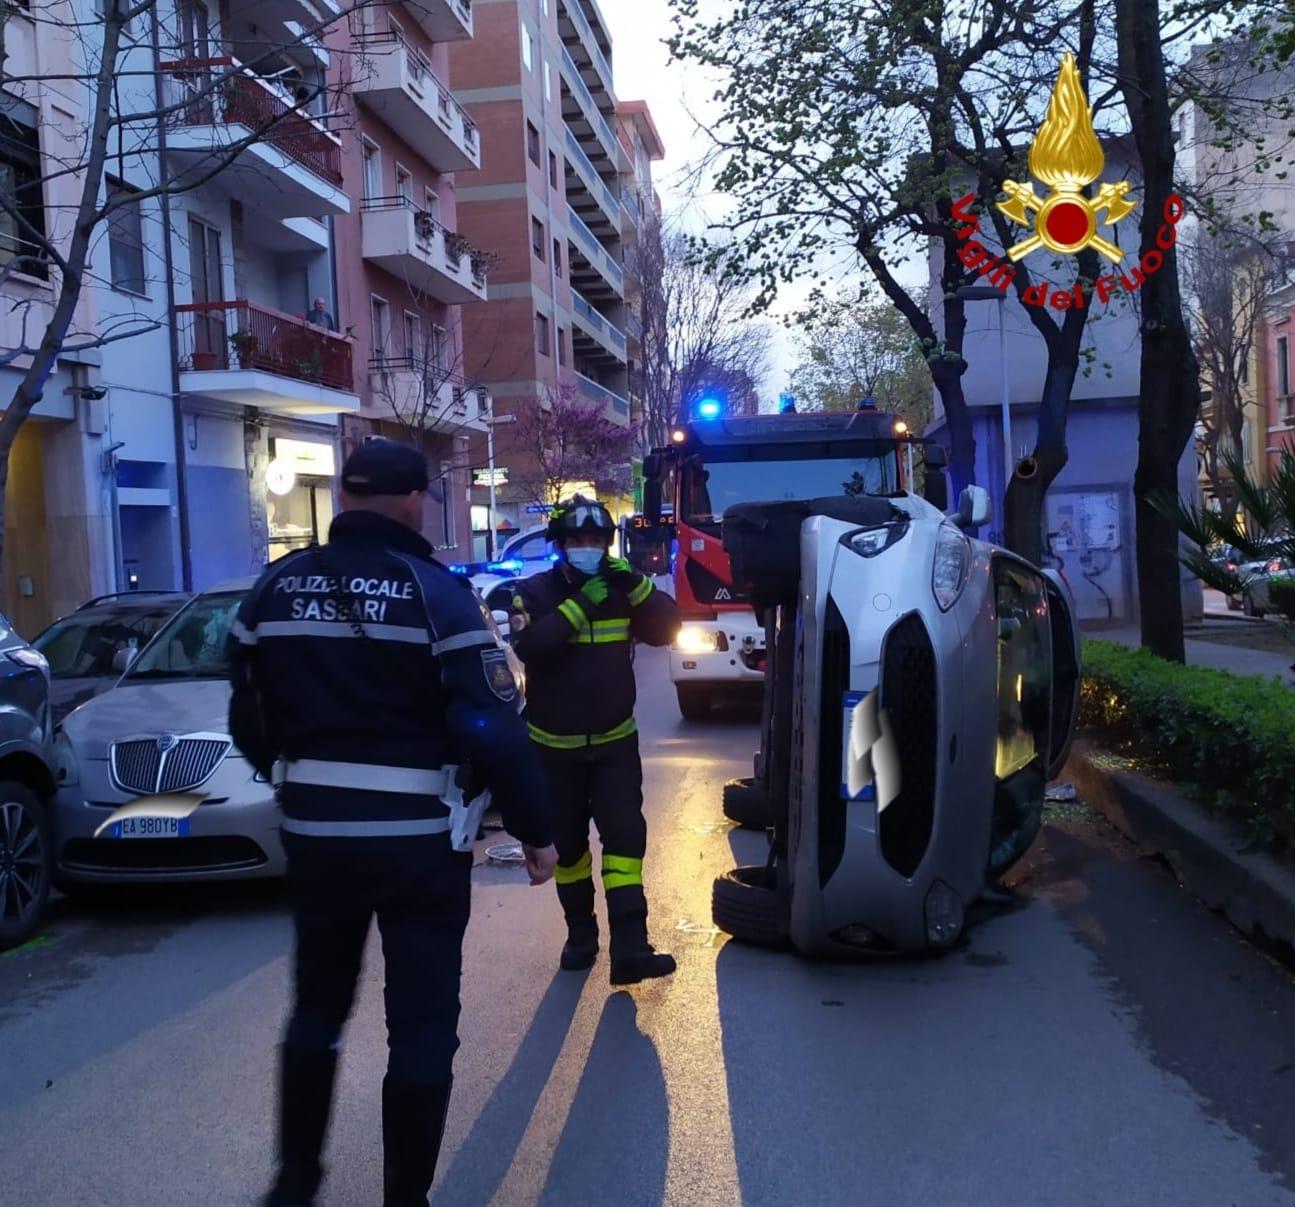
[643,405,920,719]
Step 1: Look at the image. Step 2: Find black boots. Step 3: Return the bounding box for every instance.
[557,878,600,971]
[607,885,676,986]
[264,1045,339,1207]
[382,1075,453,1207]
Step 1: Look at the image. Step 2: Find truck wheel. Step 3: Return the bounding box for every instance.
[722,778,771,829]
[0,782,52,952]
[676,685,712,721]
[712,865,789,947]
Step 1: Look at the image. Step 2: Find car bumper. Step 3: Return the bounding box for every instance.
[669,615,766,686]
[53,765,286,883]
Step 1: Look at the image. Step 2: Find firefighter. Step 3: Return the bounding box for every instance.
[228,439,556,1207]
[508,495,681,984]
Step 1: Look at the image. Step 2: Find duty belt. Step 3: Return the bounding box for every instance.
[526,716,638,749]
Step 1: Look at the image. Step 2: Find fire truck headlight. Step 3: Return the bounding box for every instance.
[675,625,720,654]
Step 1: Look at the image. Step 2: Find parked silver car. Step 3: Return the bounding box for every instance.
[0,610,55,949]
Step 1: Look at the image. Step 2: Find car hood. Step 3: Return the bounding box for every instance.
[61,678,232,760]
[50,677,115,725]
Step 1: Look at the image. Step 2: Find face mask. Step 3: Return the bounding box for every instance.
[566,547,605,576]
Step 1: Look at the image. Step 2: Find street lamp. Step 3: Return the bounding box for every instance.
[481,394,515,559]
[955,285,1011,504]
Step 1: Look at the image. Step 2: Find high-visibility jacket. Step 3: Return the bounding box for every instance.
[227,509,552,846]
[508,566,679,748]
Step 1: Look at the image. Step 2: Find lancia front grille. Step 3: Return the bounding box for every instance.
[110,733,232,796]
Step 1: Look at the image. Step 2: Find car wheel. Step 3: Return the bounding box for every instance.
[722,777,771,829]
[1243,592,1264,618]
[676,684,712,721]
[0,782,52,952]
[712,865,789,947]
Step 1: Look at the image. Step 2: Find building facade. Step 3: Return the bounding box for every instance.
[1262,277,1295,474]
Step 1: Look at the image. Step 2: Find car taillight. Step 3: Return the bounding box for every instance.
[1268,559,1281,573]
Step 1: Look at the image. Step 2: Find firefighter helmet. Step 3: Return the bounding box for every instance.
[546,495,615,543]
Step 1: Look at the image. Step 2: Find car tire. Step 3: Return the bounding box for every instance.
[676,684,712,721]
[0,781,52,952]
[722,777,771,829]
[712,865,789,947]
[1244,592,1265,618]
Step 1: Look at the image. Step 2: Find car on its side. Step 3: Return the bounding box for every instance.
[0,610,56,950]
[33,591,190,724]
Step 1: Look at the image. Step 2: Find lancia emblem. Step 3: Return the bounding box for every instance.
[156,734,178,754]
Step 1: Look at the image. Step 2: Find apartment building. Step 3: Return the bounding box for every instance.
[1263,276,1295,474]
[449,0,659,534]
[1,0,487,632]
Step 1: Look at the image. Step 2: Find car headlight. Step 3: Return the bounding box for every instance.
[932,523,971,611]
[675,625,723,654]
[7,647,49,676]
[846,520,909,559]
[53,730,79,787]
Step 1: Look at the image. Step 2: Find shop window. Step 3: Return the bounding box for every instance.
[0,93,47,280]
[106,178,147,295]
[526,121,541,167]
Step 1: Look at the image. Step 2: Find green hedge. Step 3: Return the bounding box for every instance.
[1079,639,1295,850]
[1270,577,1295,621]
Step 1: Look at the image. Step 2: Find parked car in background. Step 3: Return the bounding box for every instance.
[0,610,55,950]
[33,592,190,724]
[1238,555,1293,617]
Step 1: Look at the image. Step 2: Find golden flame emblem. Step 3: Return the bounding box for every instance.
[997,53,1136,262]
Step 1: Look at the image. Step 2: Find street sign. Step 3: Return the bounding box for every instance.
[525,503,553,515]
[472,467,508,487]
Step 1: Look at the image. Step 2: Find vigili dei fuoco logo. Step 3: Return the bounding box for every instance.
[952,52,1184,311]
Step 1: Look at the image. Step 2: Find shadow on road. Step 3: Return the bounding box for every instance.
[432,973,584,1206]
[538,992,669,1207]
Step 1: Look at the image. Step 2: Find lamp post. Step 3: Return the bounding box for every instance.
[481,395,515,559]
[955,285,1011,508]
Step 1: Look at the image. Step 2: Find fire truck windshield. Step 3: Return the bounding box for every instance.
[681,448,900,529]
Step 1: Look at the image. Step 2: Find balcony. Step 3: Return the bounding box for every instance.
[405,0,473,42]
[575,370,630,422]
[558,0,614,104]
[625,309,643,343]
[566,203,623,296]
[571,290,627,363]
[360,198,488,305]
[559,45,618,169]
[175,300,360,415]
[366,357,486,434]
[564,128,620,235]
[161,57,347,218]
[354,35,479,173]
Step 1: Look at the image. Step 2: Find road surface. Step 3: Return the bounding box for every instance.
[2,647,1294,1205]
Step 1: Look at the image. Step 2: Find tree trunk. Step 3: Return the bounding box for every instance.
[931,361,976,497]
[1117,0,1201,663]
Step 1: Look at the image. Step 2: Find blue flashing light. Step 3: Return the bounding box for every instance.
[857,395,878,411]
[695,397,723,420]
[778,391,797,414]
[486,558,524,575]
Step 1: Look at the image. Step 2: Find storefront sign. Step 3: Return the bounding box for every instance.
[473,467,509,487]
[272,437,336,479]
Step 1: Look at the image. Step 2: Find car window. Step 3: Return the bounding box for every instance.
[485,580,519,612]
[35,609,180,678]
[507,534,550,562]
[993,561,1053,781]
[126,592,246,680]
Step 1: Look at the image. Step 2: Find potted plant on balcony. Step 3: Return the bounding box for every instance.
[444,231,473,266]
[291,347,324,383]
[229,329,259,368]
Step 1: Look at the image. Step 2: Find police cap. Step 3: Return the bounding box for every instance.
[341,439,429,496]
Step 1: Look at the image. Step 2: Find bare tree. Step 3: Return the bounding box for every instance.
[0,0,369,581]
[636,216,772,451]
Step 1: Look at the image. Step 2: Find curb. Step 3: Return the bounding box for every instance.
[1062,740,1295,955]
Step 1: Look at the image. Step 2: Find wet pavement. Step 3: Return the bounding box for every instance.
[3,646,1295,1205]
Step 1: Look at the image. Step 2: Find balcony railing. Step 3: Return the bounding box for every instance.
[559,0,614,100]
[368,355,481,421]
[559,44,617,162]
[176,299,353,391]
[575,369,629,417]
[162,57,343,186]
[626,310,643,341]
[363,195,488,289]
[564,128,619,223]
[571,290,627,356]
[566,204,623,290]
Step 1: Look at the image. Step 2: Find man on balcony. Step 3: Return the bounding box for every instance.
[307,296,337,332]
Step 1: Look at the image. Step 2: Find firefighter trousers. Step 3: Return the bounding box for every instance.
[535,733,653,954]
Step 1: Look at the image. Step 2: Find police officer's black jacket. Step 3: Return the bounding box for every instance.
[508,566,680,746]
[228,510,552,846]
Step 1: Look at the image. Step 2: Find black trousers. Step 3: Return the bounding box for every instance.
[281,831,472,1084]
[537,732,646,870]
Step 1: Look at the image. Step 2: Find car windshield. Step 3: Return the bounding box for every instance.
[682,449,900,529]
[34,606,182,678]
[125,592,246,680]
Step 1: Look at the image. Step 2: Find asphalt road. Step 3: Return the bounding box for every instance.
[3,647,1295,1206]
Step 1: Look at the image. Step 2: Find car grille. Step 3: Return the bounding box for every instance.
[60,836,268,873]
[110,736,231,795]
[879,613,938,878]
[817,598,850,886]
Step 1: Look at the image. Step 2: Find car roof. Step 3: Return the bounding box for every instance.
[203,577,259,594]
[74,591,189,612]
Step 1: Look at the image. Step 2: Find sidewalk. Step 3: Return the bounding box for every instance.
[1095,622,1295,682]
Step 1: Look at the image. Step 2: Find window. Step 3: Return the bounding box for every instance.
[557,327,567,366]
[106,178,146,295]
[403,311,422,363]
[424,188,440,223]
[177,0,210,60]
[431,324,447,372]
[0,94,47,279]
[553,237,562,275]
[1279,335,1291,398]
[541,0,549,15]
[544,62,552,104]
[522,25,534,72]
[371,296,391,363]
[187,217,223,363]
[531,216,545,260]
[361,139,381,201]
[536,311,550,357]
[526,121,540,167]
[548,150,558,189]
[395,164,412,204]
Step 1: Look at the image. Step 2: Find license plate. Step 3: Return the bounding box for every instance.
[841,691,878,802]
[108,817,190,839]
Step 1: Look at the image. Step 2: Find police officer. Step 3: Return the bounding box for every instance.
[228,439,557,1207]
[508,495,681,984]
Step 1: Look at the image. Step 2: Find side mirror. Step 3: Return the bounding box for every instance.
[923,468,949,512]
[955,485,992,529]
[644,477,663,524]
[924,442,949,470]
[112,645,138,673]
